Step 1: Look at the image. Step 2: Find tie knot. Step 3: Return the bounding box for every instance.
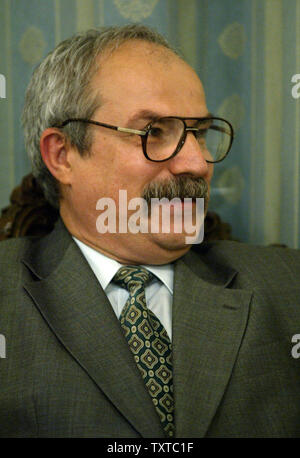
[113,266,154,293]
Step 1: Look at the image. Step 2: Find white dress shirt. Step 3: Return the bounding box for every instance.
[73,237,174,340]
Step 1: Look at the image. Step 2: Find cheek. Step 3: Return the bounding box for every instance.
[70,162,132,205]
[207,164,214,183]
[110,161,160,197]
[71,140,164,202]
[69,161,106,208]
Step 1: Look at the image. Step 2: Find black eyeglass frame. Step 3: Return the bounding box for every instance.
[54,116,234,163]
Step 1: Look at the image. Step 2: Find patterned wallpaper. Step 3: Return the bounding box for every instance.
[0,0,299,248]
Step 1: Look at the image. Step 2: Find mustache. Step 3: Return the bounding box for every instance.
[141,175,209,203]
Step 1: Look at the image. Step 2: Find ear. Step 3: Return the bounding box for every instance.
[40,128,73,185]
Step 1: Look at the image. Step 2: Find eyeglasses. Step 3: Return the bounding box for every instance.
[54,116,234,163]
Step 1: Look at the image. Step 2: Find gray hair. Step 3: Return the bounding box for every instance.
[22,24,178,208]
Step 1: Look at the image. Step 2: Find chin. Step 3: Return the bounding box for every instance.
[149,232,193,252]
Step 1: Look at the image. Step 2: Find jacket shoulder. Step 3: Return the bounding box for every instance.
[192,240,300,287]
[0,236,39,288]
[206,239,300,262]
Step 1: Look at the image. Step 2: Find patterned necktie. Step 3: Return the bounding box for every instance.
[113,266,174,437]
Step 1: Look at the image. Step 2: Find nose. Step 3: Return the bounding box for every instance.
[167,130,211,178]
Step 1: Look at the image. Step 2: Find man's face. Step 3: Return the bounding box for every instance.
[62,40,214,264]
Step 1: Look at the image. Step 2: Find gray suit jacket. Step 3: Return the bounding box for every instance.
[1,218,300,438]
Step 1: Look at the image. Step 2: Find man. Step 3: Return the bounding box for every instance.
[0,24,300,438]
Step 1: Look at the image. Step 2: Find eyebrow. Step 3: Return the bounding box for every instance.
[126,110,214,126]
[126,110,163,126]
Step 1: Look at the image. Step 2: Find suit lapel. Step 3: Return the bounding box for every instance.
[22,220,163,438]
[172,247,252,437]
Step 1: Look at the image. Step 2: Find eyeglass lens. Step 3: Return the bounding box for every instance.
[146,117,232,162]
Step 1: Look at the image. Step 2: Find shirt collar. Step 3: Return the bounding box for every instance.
[73,237,174,295]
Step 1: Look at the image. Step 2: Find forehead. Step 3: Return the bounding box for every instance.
[91,40,207,120]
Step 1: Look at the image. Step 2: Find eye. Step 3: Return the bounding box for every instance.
[194,128,208,140]
[148,126,164,138]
